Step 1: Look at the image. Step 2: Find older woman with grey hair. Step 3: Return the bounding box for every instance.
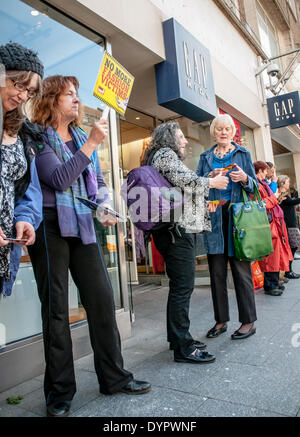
[277,175,300,279]
[142,121,228,364]
[197,114,258,340]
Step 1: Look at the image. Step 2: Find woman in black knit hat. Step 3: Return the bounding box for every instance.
[0,42,44,295]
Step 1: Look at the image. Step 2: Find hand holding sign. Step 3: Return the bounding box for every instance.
[85,110,109,151]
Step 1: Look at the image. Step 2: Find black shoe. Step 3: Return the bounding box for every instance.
[279,285,285,291]
[206,323,227,338]
[264,289,282,296]
[285,272,300,279]
[121,379,151,395]
[169,340,206,351]
[174,349,216,364]
[47,401,71,417]
[231,325,256,340]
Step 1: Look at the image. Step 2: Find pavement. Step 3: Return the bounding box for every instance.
[1,261,300,418]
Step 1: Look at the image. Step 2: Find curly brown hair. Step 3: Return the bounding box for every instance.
[31,75,83,129]
[3,70,42,136]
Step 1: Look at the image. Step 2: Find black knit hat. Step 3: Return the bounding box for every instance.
[0,42,44,78]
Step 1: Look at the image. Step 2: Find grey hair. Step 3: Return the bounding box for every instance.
[210,114,236,138]
[141,122,182,165]
[277,174,289,188]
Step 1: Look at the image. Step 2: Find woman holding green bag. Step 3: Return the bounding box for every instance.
[197,114,258,341]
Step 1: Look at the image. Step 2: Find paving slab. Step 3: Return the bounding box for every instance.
[190,398,288,417]
[190,361,300,416]
[11,369,100,417]
[71,386,206,417]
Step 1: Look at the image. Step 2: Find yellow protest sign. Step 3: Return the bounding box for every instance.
[93,52,134,116]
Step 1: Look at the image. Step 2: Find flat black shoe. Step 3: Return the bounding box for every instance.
[47,401,71,417]
[121,379,151,395]
[169,340,206,351]
[285,272,300,279]
[174,349,216,364]
[279,285,285,291]
[264,289,282,296]
[231,325,256,340]
[206,324,227,338]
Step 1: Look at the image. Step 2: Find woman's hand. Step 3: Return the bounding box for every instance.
[229,165,248,184]
[82,120,109,158]
[87,119,109,146]
[15,221,35,246]
[209,175,229,190]
[209,168,223,178]
[207,202,218,213]
[0,227,9,247]
[96,203,119,228]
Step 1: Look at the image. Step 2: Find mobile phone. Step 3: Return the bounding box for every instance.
[3,238,28,242]
[208,199,227,207]
[76,196,126,221]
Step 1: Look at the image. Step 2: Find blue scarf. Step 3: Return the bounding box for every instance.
[44,126,99,244]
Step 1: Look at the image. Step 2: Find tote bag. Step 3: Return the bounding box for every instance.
[231,184,273,261]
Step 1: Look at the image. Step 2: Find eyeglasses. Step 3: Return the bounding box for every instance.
[10,79,38,98]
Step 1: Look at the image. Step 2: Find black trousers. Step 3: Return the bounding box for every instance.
[264,271,280,291]
[152,226,196,357]
[28,209,132,404]
[207,204,257,325]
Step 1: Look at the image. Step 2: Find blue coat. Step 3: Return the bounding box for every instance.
[196,142,258,256]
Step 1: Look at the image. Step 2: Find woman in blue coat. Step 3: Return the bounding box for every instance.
[197,114,258,340]
[0,42,43,295]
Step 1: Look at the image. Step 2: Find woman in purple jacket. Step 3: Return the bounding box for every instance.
[29,75,150,418]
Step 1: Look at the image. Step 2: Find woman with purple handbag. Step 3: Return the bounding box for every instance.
[141,122,228,364]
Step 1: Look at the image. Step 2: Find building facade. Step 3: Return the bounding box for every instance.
[0,0,299,391]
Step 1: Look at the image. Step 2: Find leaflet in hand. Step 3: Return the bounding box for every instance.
[76,196,126,221]
[207,199,227,207]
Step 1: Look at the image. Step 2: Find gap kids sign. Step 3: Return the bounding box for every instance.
[93,52,134,116]
[155,18,217,122]
[267,91,300,129]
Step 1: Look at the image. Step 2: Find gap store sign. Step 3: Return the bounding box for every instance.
[267,91,300,129]
[155,18,217,122]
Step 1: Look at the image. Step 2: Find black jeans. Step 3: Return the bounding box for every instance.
[152,225,196,357]
[28,208,132,405]
[207,204,257,324]
[264,271,280,291]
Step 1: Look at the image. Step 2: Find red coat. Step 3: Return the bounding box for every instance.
[258,183,293,272]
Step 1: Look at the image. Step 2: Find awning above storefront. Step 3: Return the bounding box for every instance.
[271,124,300,154]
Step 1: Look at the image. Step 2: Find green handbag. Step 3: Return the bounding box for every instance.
[231,183,274,261]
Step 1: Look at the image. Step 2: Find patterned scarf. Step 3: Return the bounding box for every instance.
[260,180,284,220]
[0,137,27,283]
[43,126,99,244]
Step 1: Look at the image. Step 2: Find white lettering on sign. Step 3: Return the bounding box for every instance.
[274,98,296,121]
[183,41,209,100]
[183,41,192,79]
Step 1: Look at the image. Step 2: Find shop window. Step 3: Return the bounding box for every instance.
[0,0,123,346]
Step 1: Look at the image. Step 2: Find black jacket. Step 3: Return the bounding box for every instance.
[280,195,300,228]
[15,120,44,202]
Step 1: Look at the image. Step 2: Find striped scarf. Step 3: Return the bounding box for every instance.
[44,126,99,244]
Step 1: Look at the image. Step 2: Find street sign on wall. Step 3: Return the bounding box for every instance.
[155,18,217,122]
[267,91,300,129]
